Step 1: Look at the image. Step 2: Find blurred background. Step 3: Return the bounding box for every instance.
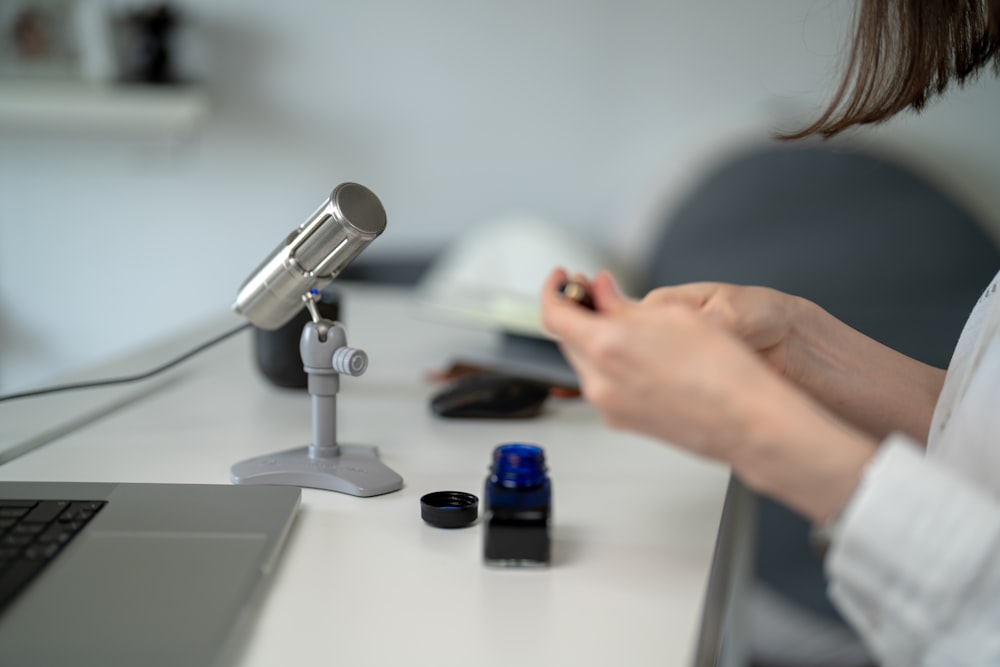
[2,0,999,393]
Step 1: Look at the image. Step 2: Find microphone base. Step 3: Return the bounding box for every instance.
[230,443,404,497]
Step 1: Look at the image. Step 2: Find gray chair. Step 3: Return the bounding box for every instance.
[640,142,1000,662]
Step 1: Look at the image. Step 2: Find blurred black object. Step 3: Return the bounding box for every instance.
[430,373,550,419]
[120,3,180,84]
[254,289,342,389]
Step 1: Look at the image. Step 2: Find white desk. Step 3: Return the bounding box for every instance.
[0,284,730,667]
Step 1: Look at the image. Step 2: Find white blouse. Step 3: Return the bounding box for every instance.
[826,269,1000,666]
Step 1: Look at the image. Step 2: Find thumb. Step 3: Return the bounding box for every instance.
[590,270,631,313]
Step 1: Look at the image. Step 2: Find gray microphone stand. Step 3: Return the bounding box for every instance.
[230,295,404,496]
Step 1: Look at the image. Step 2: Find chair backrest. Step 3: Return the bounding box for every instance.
[643,143,1000,367]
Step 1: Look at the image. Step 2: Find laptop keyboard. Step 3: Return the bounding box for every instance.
[0,499,106,614]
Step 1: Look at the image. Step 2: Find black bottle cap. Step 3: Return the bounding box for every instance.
[420,491,479,528]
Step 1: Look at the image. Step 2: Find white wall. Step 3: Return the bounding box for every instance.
[2,0,999,392]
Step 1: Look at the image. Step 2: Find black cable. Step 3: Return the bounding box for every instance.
[0,322,252,403]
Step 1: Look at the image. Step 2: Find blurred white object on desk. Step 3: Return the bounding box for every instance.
[417,215,615,337]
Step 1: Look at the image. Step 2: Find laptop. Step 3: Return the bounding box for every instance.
[0,480,300,667]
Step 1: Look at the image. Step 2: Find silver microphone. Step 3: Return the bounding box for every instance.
[232,182,387,330]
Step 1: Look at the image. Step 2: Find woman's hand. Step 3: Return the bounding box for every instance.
[638,281,805,380]
[551,270,945,442]
[540,267,876,523]
[542,269,783,455]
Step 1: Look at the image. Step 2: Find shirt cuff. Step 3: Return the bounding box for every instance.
[824,433,1000,664]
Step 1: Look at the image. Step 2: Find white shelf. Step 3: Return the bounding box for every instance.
[0,80,208,135]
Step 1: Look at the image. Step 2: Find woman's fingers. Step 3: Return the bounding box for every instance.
[541,268,599,339]
[589,270,630,313]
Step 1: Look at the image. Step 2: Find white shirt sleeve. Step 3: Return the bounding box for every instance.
[825,434,1000,667]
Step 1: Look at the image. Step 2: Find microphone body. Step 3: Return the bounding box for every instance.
[233,183,387,330]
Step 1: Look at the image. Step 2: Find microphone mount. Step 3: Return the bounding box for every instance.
[229,186,403,497]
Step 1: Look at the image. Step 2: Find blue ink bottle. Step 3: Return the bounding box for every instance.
[483,443,551,568]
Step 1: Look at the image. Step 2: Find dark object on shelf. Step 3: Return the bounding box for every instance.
[119,3,181,84]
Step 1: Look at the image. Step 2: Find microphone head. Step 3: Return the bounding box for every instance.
[232,183,387,330]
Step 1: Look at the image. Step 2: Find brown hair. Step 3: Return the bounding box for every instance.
[783,0,1000,139]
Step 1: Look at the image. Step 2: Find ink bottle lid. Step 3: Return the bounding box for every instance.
[420,491,479,529]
